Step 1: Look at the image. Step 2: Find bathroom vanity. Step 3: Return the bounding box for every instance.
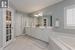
[26,27,53,42]
[25,15,53,42]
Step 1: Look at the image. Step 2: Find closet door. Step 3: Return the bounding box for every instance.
[15,14,22,36]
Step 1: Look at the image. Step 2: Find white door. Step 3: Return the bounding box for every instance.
[15,14,22,36]
[3,8,14,47]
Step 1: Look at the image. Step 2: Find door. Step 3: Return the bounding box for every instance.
[5,8,14,46]
[2,8,14,47]
[15,14,22,36]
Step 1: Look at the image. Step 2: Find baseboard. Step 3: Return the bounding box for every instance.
[16,34,26,37]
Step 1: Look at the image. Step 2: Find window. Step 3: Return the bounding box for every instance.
[64,5,75,29]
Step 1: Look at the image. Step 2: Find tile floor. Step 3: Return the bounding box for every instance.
[4,35,48,50]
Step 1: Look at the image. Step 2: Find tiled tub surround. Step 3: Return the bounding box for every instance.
[48,33,75,50]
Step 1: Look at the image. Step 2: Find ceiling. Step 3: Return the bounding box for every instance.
[10,0,63,13]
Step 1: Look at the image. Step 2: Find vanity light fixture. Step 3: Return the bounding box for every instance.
[34,12,43,17]
[38,12,43,16]
[34,15,39,17]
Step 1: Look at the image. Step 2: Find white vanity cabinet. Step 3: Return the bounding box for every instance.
[0,8,14,49]
[26,27,53,42]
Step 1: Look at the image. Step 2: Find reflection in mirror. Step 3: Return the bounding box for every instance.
[34,15,52,27]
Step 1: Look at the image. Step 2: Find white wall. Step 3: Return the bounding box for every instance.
[31,0,75,34]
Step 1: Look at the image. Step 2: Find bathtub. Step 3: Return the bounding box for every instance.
[48,33,75,50]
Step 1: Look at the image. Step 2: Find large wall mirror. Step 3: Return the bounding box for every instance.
[34,15,52,27]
